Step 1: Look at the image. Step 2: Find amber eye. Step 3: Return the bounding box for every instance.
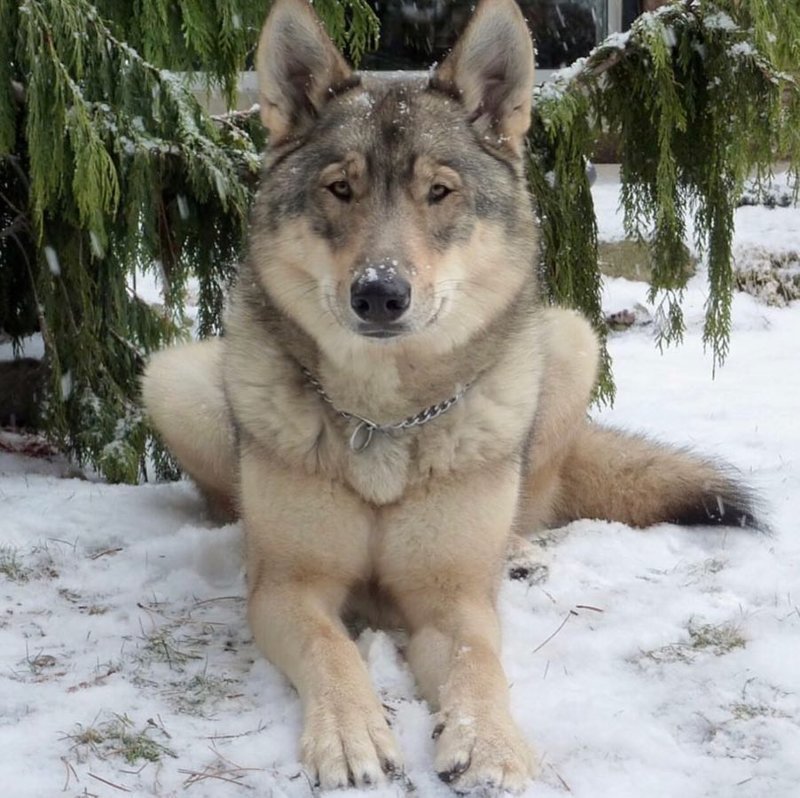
[428,183,452,204]
[327,180,353,202]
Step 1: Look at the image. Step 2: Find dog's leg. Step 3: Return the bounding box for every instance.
[410,598,534,793]
[380,466,535,793]
[240,449,401,789]
[516,308,600,533]
[141,338,237,520]
[505,533,548,584]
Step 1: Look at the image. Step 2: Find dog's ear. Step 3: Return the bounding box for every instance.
[432,0,535,155]
[256,0,353,143]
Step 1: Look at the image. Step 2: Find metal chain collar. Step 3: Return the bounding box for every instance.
[301,367,468,453]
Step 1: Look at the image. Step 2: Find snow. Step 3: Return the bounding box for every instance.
[44,246,60,277]
[89,230,105,259]
[177,194,190,221]
[2,172,800,797]
[730,41,757,58]
[359,266,380,284]
[705,12,738,32]
[593,165,800,271]
[604,30,631,50]
[0,334,45,361]
[357,262,398,286]
[60,371,73,400]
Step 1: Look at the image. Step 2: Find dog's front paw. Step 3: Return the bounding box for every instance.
[301,695,402,790]
[434,710,535,794]
[506,535,549,585]
[507,560,549,585]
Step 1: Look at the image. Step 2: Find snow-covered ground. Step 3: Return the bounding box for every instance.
[2,171,799,798]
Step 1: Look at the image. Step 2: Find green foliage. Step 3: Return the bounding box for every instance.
[1,0,798,480]
[0,2,16,154]
[532,1,799,393]
[312,0,381,66]
[94,0,378,100]
[527,87,614,402]
[1,0,262,481]
[0,0,379,482]
[65,713,176,764]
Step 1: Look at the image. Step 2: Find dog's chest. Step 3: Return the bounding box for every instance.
[340,432,411,505]
[225,328,541,504]
[334,389,537,504]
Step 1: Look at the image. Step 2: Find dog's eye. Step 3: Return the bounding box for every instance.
[327,180,353,202]
[428,183,453,204]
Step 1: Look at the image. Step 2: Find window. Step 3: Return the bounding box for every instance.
[360,1,620,74]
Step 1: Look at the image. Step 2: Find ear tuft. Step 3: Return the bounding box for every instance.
[432,0,535,155]
[256,0,353,143]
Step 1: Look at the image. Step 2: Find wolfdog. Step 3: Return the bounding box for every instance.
[142,0,759,791]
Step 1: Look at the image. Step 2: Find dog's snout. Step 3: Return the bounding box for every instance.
[350,267,411,324]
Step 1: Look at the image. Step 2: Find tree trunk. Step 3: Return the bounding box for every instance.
[0,359,44,428]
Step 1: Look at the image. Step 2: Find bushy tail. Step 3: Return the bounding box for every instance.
[552,424,762,530]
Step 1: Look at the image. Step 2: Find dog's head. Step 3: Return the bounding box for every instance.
[250,0,537,360]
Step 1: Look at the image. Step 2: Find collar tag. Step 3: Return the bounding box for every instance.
[302,366,469,454]
[349,420,376,452]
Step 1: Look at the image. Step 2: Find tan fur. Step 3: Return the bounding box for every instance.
[140,309,593,791]
[552,425,749,528]
[141,0,757,792]
[141,340,236,520]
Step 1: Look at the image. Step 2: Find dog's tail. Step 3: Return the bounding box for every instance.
[551,424,762,530]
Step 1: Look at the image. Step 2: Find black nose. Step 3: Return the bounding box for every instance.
[350,268,411,324]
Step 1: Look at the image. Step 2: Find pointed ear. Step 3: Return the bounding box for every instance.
[432,0,535,155]
[256,0,353,143]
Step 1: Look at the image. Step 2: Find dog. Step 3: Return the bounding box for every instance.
[141,0,759,791]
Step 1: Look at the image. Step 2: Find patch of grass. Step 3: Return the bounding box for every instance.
[599,239,696,283]
[0,544,59,582]
[29,542,60,579]
[140,626,204,670]
[58,588,109,615]
[170,670,240,715]
[687,621,747,656]
[639,619,746,665]
[27,652,58,674]
[64,714,176,764]
[8,645,67,683]
[71,725,106,747]
[0,546,31,582]
[730,702,788,721]
[687,558,727,578]
[640,642,694,665]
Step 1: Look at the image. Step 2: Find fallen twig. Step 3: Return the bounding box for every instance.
[88,772,130,792]
[533,610,579,654]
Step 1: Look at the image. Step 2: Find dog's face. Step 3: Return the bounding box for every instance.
[250,0,537,360]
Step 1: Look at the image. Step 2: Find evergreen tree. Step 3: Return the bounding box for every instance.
[0,0,797,481]
[529,1,799,399]
[0,0,377,481]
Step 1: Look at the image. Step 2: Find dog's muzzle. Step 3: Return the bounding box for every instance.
[350,265,411,334]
